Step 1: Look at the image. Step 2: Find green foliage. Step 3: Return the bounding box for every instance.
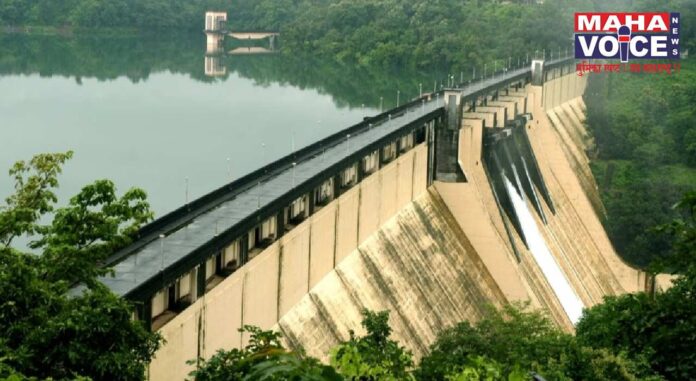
[577,277,696,380]
[0,1,594,72]
[443,355,528,381]
[0,0,230,30]
[189,326,340,381]
[268,0,573,72]
[189,302,682,380]
[417,304,658,381]
[582,2,696,269]
[576,193,696,380]
[417,304,568,380]
[33,179,152,286]
[586,59,696,267]
[2,0,695,75]
[0,153,160,381]
[330,310,415,380]
[0,32,452,111]
[0,151,73,247]
[19,286,160,381]
[193,312,414,381]
[653,191,696,273]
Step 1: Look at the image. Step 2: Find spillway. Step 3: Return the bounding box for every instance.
[503,176,584,323]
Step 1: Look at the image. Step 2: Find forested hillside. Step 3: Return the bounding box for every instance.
[236,0,571,71]
[575,0,696,268]
[1,0,570,73]
[585,60,696,267]
[0,0,224,29]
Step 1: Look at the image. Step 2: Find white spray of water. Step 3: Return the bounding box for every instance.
[503,176,584,324]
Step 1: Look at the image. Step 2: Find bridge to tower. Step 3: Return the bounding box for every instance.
[205,11,279,55]
[204,11,280,75]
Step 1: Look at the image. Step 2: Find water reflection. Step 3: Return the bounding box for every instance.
[0,32,458,217]
[0,33,386,217]
[0,33,451,110]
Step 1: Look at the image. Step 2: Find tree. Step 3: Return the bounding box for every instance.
[33,179,152,287]
[0,151,73,247]
[0,152,161,381]
[576,193,696,381]
[417,304,569,380]
[330,310,415,381]
[189,326,341,381]
[192,311,415,381]
[653,191,696,273]
[417,304,658,381]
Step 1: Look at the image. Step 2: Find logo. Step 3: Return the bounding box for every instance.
[574,12,680,62]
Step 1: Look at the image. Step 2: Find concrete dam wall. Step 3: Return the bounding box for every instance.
[275,71,645,354]
[148,68,647,380]
[277,189,506,361]
[149,144,430,380]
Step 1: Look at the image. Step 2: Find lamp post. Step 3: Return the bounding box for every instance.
[261,143,267,209]
[159,234,165,272]
[291,162,297,187]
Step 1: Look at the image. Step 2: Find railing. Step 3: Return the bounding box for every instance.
[100,55,578,305]
[104,55,576,271]
[104,99,437,270]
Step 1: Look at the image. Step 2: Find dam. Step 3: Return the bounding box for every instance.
[89,42,657,378]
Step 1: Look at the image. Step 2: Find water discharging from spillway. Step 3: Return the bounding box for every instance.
[503,176,584,324]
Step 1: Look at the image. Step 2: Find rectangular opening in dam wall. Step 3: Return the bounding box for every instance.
[121,117,438,331]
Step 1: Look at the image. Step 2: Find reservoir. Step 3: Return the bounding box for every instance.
[0,33,427,217]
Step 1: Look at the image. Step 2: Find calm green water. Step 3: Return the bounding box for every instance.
[0,34,439,217]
